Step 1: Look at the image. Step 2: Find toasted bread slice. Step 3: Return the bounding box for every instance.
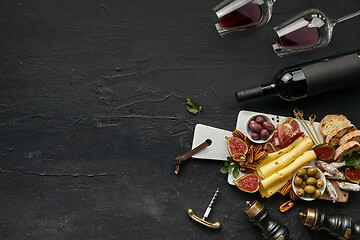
[339,130,360,146]
[334,141,360,162]
[325,124,357,146]
[320,115,351,137]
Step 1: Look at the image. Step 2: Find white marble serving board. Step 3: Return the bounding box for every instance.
[192,110,324,185]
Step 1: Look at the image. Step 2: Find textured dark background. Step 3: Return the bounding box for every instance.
[1,0,360,239]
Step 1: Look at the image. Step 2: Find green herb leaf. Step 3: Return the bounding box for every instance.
[186,98,202,115]
[220,156,241,176]
[220,167,228,174]
[227,165,234,173]
[232,166,239,178]
[344,152,360,168]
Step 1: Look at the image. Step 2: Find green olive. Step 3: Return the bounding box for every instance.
[315,172,321,179]
[316,179,324,188]
[314,189,322,198]
[297,168,307,178]
[294,176,303,186]
[303,174,309,181]
[306,177,317,186]
[304,185,316,195]
[307,167,318,177]
[300,182,307,189]
[296,188,305,196]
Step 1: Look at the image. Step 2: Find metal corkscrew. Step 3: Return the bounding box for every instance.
[244,200,290,240]
[187,188,221,229]
[300,208,360,240]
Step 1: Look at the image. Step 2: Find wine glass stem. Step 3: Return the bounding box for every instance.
[335,10,360,24]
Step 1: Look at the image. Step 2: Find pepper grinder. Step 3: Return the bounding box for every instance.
[299,208,360,240]
[244,200,290,240]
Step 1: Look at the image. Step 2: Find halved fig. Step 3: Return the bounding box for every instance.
[345,167,360,184]
[233,174,260,193]
[314,143,335,161]
[226,136,248,159]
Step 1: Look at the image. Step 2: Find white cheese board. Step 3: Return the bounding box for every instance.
[192,110,323,185]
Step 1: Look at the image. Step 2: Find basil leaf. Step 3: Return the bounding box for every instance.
[186,105,199,114]
[186,98,202,115]
[345,152,360,168]
[220,167,228,174]
[227,156,234,163]
[232,166,239,178]
[228,165,234,173]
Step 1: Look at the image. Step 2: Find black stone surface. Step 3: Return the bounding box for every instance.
[1,0,360,239]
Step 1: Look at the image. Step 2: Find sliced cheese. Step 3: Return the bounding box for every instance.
[258,137,314,178]
[257,136,304,171]
[260,150,317,192]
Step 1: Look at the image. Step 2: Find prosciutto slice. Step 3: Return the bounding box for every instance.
[264,117,304,152]
[278,117,304,148]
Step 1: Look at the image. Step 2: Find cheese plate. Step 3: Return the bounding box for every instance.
[191,110,349,202]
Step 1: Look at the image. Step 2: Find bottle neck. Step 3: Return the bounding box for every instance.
[235,83,278,103]
[262,83,278,96]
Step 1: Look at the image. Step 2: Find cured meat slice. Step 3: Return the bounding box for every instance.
[277,117,304,148]
[264,117,304,152]
[264,129,282,153]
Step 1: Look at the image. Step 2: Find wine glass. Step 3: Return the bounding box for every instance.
[213,0,276,37]
[272,9,360,57]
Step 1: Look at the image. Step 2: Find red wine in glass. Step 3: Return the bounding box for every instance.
[272,9,360,57]
[213,0,275,37]
[218,2,262,30]
[277,20,320,50]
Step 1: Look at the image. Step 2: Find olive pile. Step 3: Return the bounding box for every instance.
[248,115,275,140]
[294,167,324,199]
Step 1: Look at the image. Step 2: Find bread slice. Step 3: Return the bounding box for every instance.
[320,114,351,136]
[339,130,360,146]
[334,141,360,162]
[325,124,357,146]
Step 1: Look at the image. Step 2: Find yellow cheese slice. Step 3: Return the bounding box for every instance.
[258,137,314,178]
[260,150,317,194]
[257,136,304,171]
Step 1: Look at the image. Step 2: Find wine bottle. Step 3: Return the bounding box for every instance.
[235,50,360,103]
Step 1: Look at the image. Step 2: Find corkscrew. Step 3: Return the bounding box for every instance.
[187,188,221,229]
[300,207,360,240]
[244,200,290,240]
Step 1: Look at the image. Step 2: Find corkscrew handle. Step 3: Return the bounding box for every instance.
[187,209,221,229]
[302,52,360,97]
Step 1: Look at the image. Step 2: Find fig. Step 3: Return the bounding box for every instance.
[313,144,335,161]
[233,174,260,193]
[345,167,360,184]
[226,137,248,159]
